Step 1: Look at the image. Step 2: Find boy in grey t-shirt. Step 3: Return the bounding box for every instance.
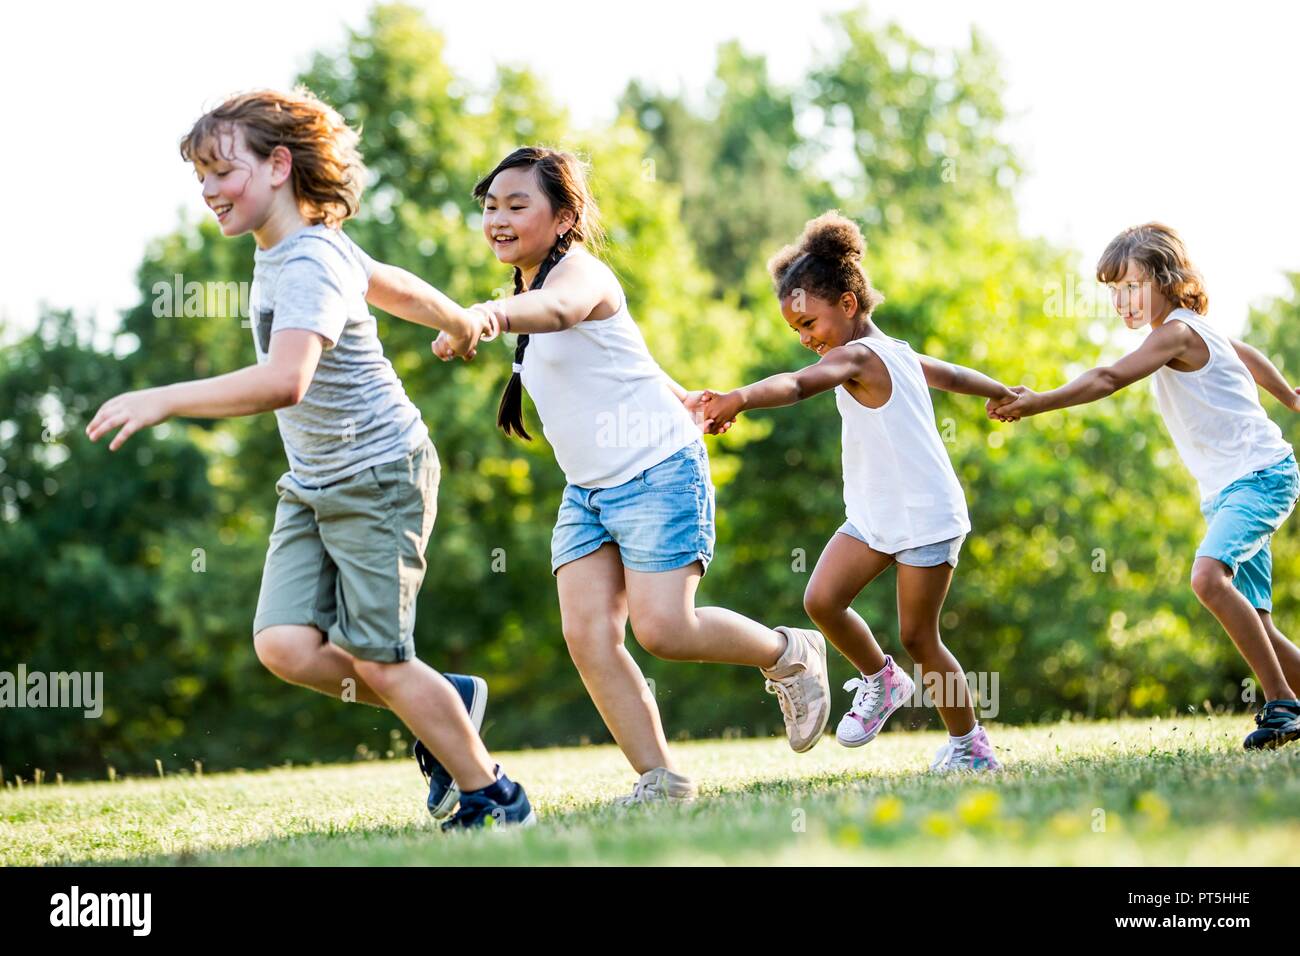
[250,223,427,487]
[86,89,534,829]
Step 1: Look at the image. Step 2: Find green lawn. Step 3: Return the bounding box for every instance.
[4,715,1298,866]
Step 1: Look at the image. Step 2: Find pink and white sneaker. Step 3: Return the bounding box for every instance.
[835,655,915,747]
[930,724,1002,773]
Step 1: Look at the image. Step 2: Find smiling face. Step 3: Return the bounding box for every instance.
[191,124,283,238]
[1109,259,1174,329]
[481,165,573,269]
[779,290,861,355]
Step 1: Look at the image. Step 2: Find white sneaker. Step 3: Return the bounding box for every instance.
[615,767,697,806]
[762,626,831,753]
[836,654,915,747]
[930,725,1002,773]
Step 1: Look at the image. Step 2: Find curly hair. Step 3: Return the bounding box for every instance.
[767,211,884,317]
[1096,222,1208,315]
[180,88,365,229]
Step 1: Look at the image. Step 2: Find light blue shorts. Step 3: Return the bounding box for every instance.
[1196,453,1299,612]
[837,521,965,567]
[552,440,716,575]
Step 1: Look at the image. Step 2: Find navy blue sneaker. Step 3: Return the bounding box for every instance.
[1244,699,1300,750]
[413,674,487,819]
[440,770,536,831]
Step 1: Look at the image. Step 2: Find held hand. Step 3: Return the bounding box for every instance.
[85,387,172,451]
[681,390,733,436]
[468,301,506,343]
[699,389,744,435]
[441,307,487,362]
[1290,387,1300,414]
[431,332,456,362]
[987,385,1037,422]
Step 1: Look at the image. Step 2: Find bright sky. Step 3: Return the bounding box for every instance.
[3,0,1296,340]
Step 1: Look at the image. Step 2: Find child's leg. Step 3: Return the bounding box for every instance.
[623,563,785,668]
[350,657,496,792]
[254,624,388,707]
[1259,611,1300,693]
[896,562,976,737]
[558,543,678,775]
[1190,557,1295,701]
[803,531,896,674]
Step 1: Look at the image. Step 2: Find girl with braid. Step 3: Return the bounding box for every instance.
[702,212,1014,772]
[434,147,833,802]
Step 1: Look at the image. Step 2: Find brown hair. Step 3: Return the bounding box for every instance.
[768,211,885,318]
[180,88,365,229]
[1096,222,1208,315]
[473,146,605,441]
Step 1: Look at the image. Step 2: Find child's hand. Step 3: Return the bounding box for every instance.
[469,301,507,342]
[1289,387,1300,413]
[987,385,1037,422]
[681,390,733,435]
[431,331,459,362]
[86,387,172,451]
[699,389,744,434]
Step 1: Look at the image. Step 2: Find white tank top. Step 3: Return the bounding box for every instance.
[519,265,700,489]
[836,336,971,553]
[1152,308,1292,502]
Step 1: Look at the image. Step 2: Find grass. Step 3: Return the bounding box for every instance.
[3,715,1299,866]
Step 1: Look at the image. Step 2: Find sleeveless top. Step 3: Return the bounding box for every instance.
[835,336,971,552]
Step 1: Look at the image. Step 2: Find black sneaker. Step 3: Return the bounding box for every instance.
[413,674,487,819]
[1243,699,1300,750]
[441,770,536,831]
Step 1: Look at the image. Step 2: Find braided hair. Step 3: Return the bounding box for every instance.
[474,147,604,441]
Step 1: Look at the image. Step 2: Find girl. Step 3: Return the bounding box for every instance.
[434,146,832,802]
[989,222,1300,750]
[86,89,532,829]
[701,212,1014,772]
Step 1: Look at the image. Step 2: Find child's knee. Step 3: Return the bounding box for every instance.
[898,624,939,659]
[803,584,844,625]
[632,613,691,661]
[253,626,312,679]
[1190,560,1231,604]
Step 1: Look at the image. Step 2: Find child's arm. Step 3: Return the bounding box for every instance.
[701,345,880,427]
[475,255,612,334]
[917,355,1016,403]
[993,320,1195,420]
[86,330,323,451]
[1231,339,1300,412]
[366,262,488,358]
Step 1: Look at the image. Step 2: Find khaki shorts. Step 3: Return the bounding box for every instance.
[253,439,439,662]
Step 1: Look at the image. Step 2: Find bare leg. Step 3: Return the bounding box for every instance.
[558,544,677,775]
[1191,557,1295,700]
[254,625,387,707]
[623,563,786,667]
[896,562,976,737]
[352,657,496,792]
[1259,610,1300,698]
[803,532,896,674]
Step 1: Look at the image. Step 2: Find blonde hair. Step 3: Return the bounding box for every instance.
[180,88,365,229]
[1096,222,1208,315]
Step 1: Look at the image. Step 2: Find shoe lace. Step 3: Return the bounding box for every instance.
[1257,705,1299,730]
[930,740,955,771]
[843,676,882,716]
[766,674,808,724]
[412,739,437,782]
[616,776,662,807]
[441,791,494,831]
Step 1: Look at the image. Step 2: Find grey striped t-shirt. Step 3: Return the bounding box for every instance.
[249,225,427,487]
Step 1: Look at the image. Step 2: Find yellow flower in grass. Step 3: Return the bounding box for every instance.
[1048,810,1084,837]
[956,789,1001,828]
[922,812,955,838]
[871,796,905,826]
[1135,791,1170,828]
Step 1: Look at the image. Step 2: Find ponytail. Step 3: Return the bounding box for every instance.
[496,233,574,440]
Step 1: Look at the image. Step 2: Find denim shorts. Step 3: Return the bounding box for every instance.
[836,521,964,568]
[551,440,716,575]
[1196,452,1299,612]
